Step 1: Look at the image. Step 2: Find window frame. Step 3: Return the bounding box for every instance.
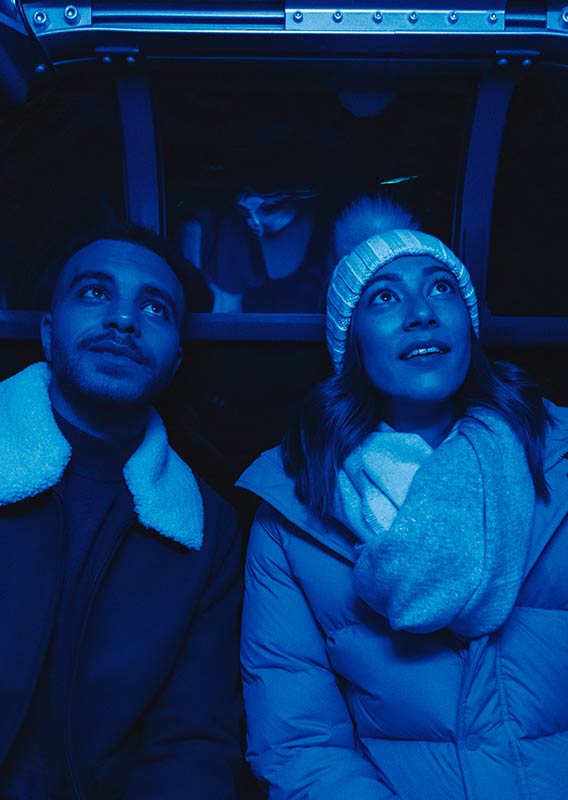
[0,52,566,344]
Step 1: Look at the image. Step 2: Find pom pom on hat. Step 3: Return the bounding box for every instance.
[334,194,419,260]
[326,195,479,373]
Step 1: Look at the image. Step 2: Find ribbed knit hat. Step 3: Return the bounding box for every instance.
[327,197,479,373]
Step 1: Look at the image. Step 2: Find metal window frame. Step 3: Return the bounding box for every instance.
[116,72,162,232]
[457,68,568,345]
[0,33,566,343]
[0,310,326,340]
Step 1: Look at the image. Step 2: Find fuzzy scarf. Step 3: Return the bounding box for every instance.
[333,409,535,637]
[0,362,203,549]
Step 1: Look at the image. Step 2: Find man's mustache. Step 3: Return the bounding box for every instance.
[78,332,149,366]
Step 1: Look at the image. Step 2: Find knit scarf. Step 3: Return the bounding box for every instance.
[333,409,535,638]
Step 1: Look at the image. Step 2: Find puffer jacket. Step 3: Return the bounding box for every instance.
[238,404,568,800]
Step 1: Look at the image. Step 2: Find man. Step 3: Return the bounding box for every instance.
[0,228,242,798]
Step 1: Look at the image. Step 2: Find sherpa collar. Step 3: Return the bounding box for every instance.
[0,362,203,550]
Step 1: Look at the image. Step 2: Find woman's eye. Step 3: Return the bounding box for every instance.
[259,204,285,216]
[374,289,395,303]
[431,279,455,295]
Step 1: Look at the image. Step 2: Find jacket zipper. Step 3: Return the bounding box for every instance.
[455,637,490,800]
[64,525,128,799]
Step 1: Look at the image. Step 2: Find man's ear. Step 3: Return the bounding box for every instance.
[40,314,53,362]
[174,346,184,376]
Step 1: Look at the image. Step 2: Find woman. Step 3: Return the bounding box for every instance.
[238,196,568,800]
[177,116,344,313]
[178,183,335,313]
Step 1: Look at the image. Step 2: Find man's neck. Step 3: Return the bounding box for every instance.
[48,383,149,442]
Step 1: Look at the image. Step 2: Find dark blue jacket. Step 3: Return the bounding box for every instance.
[0,364,242,799]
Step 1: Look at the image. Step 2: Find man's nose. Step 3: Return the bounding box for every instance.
[105,302,139,334]
[403,296,439,330]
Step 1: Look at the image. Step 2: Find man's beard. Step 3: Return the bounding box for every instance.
[49,336,162,410]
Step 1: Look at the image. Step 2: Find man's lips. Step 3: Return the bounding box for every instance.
[399,341,451,360]
[87,340,146,365]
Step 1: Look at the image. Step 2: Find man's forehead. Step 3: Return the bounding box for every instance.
[58,239,183,296]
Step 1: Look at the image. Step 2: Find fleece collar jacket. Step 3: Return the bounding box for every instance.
[0,361,203,549]
[0,363,242,799]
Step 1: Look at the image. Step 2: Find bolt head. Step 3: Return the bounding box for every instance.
[373,11,383,23]
[293,9,303,22]
[333,10,343,22]
[448,11,458,24]
[561,7,568,24]
[488,11,498,23]
[32,10,48,26]
[408,11,418,23]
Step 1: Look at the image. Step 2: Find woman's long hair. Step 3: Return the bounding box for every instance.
[282,329,552,517]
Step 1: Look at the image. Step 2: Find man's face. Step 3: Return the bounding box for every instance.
[41,239,185,410]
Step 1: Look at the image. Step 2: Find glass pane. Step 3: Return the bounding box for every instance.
[0,73,123,310]
[488,68,568,316]
[157,69,473,313]
[157,340,328,492]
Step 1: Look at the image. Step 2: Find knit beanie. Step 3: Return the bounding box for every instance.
[326,196,479,373]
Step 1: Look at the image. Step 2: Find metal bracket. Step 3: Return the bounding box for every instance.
[494,49,540,69]
[285,7,505,33]
[547,2,568,32]
[23,2,92,34]
[95,45,140,66]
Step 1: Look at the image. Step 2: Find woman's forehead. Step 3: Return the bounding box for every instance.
[362,255,450,289]
[237,192,293,210]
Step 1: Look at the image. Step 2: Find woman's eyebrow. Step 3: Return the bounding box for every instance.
[366,272,403,285]
[423,265,454,276]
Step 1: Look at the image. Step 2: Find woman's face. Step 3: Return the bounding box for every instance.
[236,192,299,237]
[352,255,472,418]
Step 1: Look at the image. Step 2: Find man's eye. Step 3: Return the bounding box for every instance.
[81,286,107,300]
[143,301,167,319]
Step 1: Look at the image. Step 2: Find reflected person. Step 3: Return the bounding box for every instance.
[179,184,336,313]
[238,195,568,799]
[0,227,242,798]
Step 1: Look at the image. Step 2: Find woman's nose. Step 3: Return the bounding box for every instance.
[246,210,263,236]
[403,296,439,330]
